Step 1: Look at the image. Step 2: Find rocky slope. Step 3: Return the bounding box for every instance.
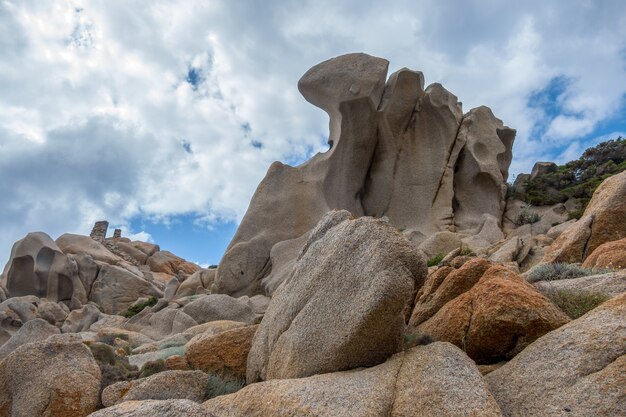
[0,53,624,417]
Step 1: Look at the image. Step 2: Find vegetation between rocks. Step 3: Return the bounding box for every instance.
[511,137,626,211]
[206,372,245,400]
[427,254,445,267]
[546,289,610,319]
[515,204,541,225]
[120,295,158,318]
[526,263,611,283]
[403,331,434,350]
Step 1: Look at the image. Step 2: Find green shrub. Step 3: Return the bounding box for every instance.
[547,290,610,319]
[158,345,187,360]
[139,359,167,378]
[120,295,158,318]
[208,264,218,269]
[567,207,585,220]
[515,205,541,225]
[88,342,139,406]
[459,246,475,257]
[205,373,245,400]
[427,254,444,267]
[403,331,433,350]
[526,263,610,283]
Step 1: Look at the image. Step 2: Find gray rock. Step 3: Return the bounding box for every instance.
[36,299,68,326]
[0,232,87,305]
[206,342,502,417]
[102,370,208,406]
[126,307,198,341]
[486,292,626,416]
[90,264,162,314]
[533,271,626,299]
[89,399,212,417]
[0,318,59,360]
[163,277,180,302]
[247,210,426,382]
[182,294,256,325]
[174,269,215,299]
[61,303,101,333]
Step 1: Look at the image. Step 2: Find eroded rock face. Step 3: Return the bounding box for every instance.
[486,292,626,416]
[205,342,503,417]
[213,53,515,297]
[0,232,87,307]
[582,237,626,270]
[246,210,426,382]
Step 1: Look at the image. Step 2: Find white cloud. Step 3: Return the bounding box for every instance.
[0,0,625,264]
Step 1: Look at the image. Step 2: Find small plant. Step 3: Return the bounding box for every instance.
[515,204,541,226]
[208,264,218,269]
[158,345,187,360]
[526,263,611,283]
[547,289,610,319]
[403,331,434,350]
[205,373,245,400]
[567,207,585,220]
[120,296,158,318]
[459,246,475,257]
[139,359,167,378]
[427,254,445,267]
[88,342,139,405]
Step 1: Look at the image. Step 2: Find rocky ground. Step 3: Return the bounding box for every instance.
[0,53,624,416]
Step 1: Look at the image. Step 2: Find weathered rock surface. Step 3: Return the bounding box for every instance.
[454,107,514,231]
[486,292,626,416]
[62,303,101,333]
[582,237,626,270]
[247,210,426,382]
[0,340,101,416]
[543,170,626,263]
[174,269,215,298]
[90,264,161,314]
[213,53,514,297]
[0,232,87,306]
[101,370,208,407]
[417,264,570,363]
[89,399,213,417]
[126,306,198,340]
[0,318,59,360]
[533,270,626,299]
[409,258,492,326]
[56,233,122,265]
[186,325,257,379]
[181,294,256,325]
[147,250,199,278]
[205,342,502,417]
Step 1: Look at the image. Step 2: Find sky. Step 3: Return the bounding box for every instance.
[1,0,625,268]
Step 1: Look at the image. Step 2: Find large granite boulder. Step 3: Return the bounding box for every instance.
[417,264,570,363]
[90,264,162,314]
[247,210,426,382]
[174,269,215,298]
[0,318,59,360]
[582,237,626,270]
[0,340,101,416]
[486,292,626,416]
[146,250,200,277]
[205,342,502,417]
[543,170,626,263]
[185,325,257,379]
[89,399,212,417]
[181,294,256,325]
[213,53,514,297]
[0,232,87,306]
[101,370,208,406]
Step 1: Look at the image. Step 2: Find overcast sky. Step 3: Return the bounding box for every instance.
[1,0,625,267]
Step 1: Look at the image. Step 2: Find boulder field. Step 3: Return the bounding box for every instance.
[0,53,624,416]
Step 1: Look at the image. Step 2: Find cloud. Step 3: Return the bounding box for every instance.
[0,0,625,264]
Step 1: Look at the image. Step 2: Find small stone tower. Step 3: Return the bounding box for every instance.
[90,221,109,241]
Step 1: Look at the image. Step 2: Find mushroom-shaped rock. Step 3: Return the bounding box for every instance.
[246,210,426,382]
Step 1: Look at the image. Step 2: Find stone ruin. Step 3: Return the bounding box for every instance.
[213,53,515,297]
[90,221,109,241]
